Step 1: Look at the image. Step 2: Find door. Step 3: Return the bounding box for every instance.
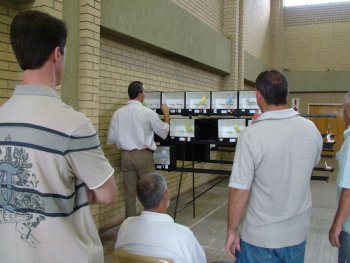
[309,105,346,153]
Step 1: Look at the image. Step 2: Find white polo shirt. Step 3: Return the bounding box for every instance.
[107,100,169,151]
[0,85,114,263]
[116,211,207,263]
[229,108,323,248]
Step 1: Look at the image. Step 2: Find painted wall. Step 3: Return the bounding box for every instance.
[101,0,231,74]
[170,0,224,32]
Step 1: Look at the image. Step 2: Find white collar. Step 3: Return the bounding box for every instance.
[139,211,174,223]
[127,100,142,105]
[14,85,60,100]
[255,108,299,123]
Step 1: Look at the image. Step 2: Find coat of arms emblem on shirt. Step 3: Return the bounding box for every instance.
[0,145,44,247]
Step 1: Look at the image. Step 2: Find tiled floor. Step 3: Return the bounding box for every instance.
[103,161,339,263]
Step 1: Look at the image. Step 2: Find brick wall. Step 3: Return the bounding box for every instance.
[243,0,271,66]
[271,0,283,70]
[78,0,101,127]
[281,2,350,119]
[222,0,241,90]
[283,2,350,71]
[0,3,19,107]
[77,0,103,227]
[171,0,224,32]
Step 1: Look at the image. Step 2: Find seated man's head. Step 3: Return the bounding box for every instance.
[137,172,170,212]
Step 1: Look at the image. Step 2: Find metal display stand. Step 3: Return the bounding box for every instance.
[152,96,338,219]
[310,134,336,182]
[172,140,234,221]
[165,138,335,220]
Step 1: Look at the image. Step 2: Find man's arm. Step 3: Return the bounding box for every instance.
[161,104,170,125]
[226,188,250,259]
[150,104,170,139]
[329,188,350,247]
[314,132,323,167]
[107,112,117,145]
[87,175,117,204]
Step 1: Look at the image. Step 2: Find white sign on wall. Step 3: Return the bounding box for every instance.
[292,98,300,112]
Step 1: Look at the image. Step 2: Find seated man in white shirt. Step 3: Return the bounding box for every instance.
[115,172,207,263]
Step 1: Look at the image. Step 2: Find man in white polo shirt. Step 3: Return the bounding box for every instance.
[226,70,323,262]
[0,10,117,262]
[115,172,207,263]
[107,81,170,217]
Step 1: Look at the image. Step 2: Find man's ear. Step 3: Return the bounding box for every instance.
[53,47,61,63]
[164,189,170,200]
[256,89,262,102]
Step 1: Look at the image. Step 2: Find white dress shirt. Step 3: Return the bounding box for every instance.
[107,100,169,151]
[115,211,207,263]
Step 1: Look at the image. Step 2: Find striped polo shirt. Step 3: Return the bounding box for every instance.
[0,85,114,262]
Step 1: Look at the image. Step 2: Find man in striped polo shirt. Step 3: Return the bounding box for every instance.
[0,10,117,262]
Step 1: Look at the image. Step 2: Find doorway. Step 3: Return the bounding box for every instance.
[308,104,346,153]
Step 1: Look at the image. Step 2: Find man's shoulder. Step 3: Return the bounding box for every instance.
[138,104,157,115]
[115,104,128,112]
[59,103,93,127]
[255,115,316,129]
[292,116,321,133]
[242,115,321,141]
[116,103,153,112]
[172,222,196,236]
[132,103,159,118]
[38,99,98,137]
[1,95,94,136]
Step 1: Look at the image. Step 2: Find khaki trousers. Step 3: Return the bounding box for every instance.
[121,150,155,217]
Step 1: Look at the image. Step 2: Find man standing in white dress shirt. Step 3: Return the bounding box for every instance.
[107,81,170,217]
[115,172,207,263]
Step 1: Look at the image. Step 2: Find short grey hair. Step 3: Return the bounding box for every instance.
[344,91,350,105]
[137,172,168,209]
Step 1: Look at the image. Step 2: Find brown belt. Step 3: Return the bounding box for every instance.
[122,148,153,153]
